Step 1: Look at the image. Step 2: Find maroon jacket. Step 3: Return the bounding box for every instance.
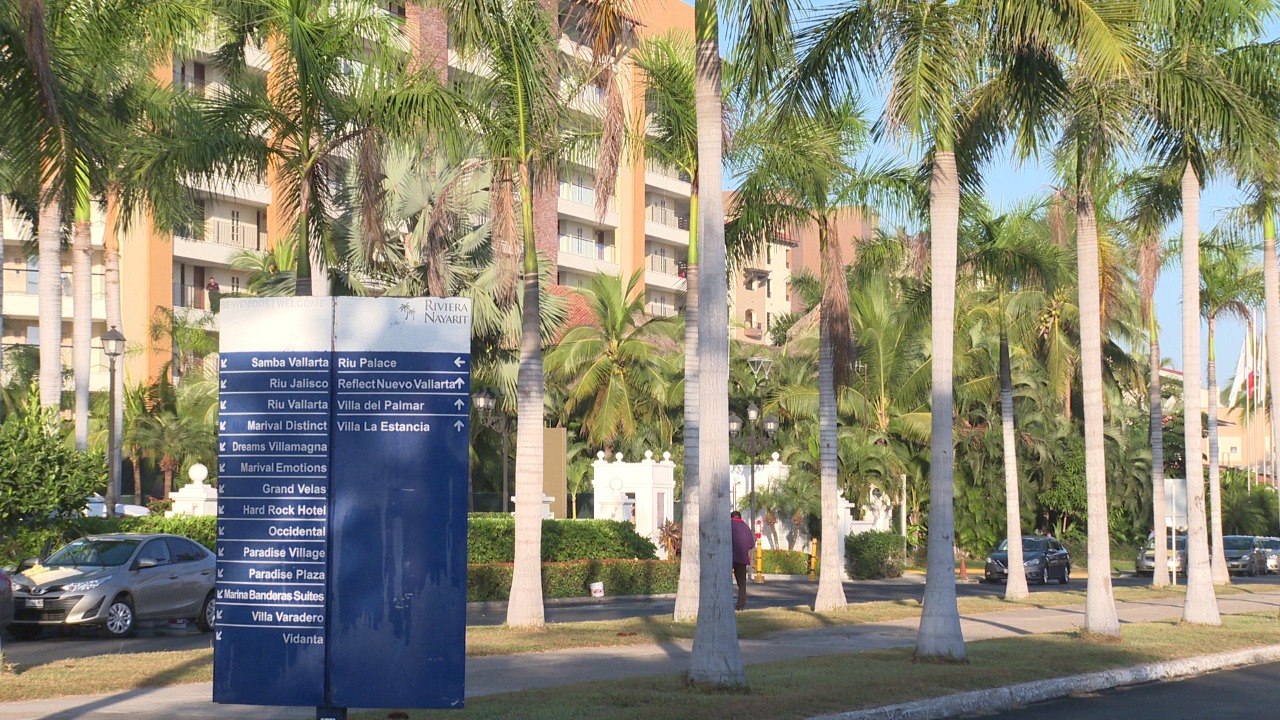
[731,517,755,565]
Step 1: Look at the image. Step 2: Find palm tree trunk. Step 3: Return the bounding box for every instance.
[1179,161,1220,625]
[132,449,142,503]
[1076,185,1119,636]
[0,196,6,380]
[687,0,745,687]
[72,175,92,450]
[917,149,965,659]
[999,314,1028,600]
[104,192,123,515]
[38,188,63,409]
[506,174,546,629]
[1263,211,1280,510]
[1149,308,1169,587]
[815,217,847,612]
[1206,314,1229,585]
[674,194,700,622]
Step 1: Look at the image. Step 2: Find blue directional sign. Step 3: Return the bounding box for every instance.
[213,296,471,711]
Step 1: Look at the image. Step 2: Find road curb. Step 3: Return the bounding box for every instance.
[808,643,1280,720]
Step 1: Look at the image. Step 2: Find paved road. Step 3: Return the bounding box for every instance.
[979,660,1280,719]
[4,573,1275,669]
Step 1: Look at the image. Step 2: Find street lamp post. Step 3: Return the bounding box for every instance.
[473,389,514,513]
[730,355,778,583]
[102,326,126,518]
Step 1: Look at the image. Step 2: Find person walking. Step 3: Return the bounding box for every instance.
[731,511,755,611]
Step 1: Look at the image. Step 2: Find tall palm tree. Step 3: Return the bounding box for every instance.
[71,157,90,449]
[631,32,704,623]
[1200,233,1263,584]
[1124,167,1179,587]
[964,203,1066,600]
[545,271,676,448]
[728,97,916,612]
[686,0,744,687]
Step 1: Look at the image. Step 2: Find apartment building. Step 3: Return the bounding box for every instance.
[725,200,874,346]
[103,0,690,386]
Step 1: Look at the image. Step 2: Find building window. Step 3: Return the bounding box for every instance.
[26,326,38,345]
[745,309,755,328]
[766,279,772,298]
[25,257,38,294]
[786,249,792,269]
[231,277,241,293]
[766,243,772,264]
[786,284,791,302]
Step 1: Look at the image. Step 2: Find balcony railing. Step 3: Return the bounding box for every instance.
[743,323,764,340]
[646,205,690,230]
[645,254,683,277]
[174,283,208,310]
[559,234,617,263]
[645,160,691,183]
[645,301,678,318]
[176,217,266,251]
[558,181,617,212]
[173,76,208,97]
[1,268,105,297]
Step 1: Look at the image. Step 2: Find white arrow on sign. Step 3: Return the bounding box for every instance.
[218,463,225,473]
[217,547,224,557]
[219,379,227,389]
[215,631,222,641]
[454,357,465,368]
[219,400,227,410]
[217,568,224,578]
[218,504,225,514]
[218,421,226,431]
[216,610,223,620]
[218,526,226,537]
[221,358,228,368]
[218,442,226,452]
[453,398,465,410]
[453,420,465,431]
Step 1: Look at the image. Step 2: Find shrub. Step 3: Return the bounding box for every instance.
[2,515,220,566]
[468,559,679,601]
[845,530,906,579]
[761,549,811,575]
[468,516,656,563]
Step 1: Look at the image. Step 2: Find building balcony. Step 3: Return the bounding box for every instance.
[558,234,619,276]
[645,301,678,318]
[644,254,686,292]
[174,218,267,267]
[0,269,106,320]
[645,205,690,245]
[558,183,619,227]
[187,173,272,206]
[644,160,692,195]
[743,323,764,341]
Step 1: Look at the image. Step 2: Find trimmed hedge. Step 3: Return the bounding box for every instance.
[5,515,656,568]
[468,516,656,563]
[845,530,906,579]
[2,516,218,566]
[761,549,812,575]
[468,559,679,601]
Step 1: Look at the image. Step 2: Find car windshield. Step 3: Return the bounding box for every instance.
[1260,539,1280,550]
[1144,536,1186,551]
[1224,537,1256,551]
[42,538,139,567]
[996,538,1049,553]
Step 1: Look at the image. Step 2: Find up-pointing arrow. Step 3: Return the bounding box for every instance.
[453,420,465,432]
[453,357,465,368]
[453,398,465,410]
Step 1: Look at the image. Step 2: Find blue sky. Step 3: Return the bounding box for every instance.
[709,1,1273,386]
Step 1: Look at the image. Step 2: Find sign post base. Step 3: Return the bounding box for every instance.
[317,707,347,720]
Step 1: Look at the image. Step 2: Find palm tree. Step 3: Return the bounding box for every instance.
[71,158,90,449]
[1124,167,1179,587]
[545,271,676,449]
[964,203,1066,600]
[728,98,910,613]
[1200,233,1263,584]
[631,31,704,623]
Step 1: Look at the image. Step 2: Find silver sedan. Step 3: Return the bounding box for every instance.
[7,534,216,640]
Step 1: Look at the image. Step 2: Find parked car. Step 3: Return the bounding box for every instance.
[984,536,1072,585]
[1260,537,1280,574]
[0,569,13,630]
[1223,535,1268,577]
[7,534,216,640]
[1136,534,1187,577]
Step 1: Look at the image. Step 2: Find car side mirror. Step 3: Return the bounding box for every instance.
[2,565,15,574]
[17,558,38,572]
[135,558,159,570]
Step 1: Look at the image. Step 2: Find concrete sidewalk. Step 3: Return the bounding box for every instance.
[5,590,1280,720]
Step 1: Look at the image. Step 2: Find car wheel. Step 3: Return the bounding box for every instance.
[1040,566,1050,585]
[196,592,216,632]
[1059,566,1070,584]
[101,595,135,638]
[7,624,42,641]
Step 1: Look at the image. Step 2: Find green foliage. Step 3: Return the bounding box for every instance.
[1040,436,1087,538]
[467,560,679,602]
[0,405,106,560]
[760,549,811,575]
[468,517,656,563]
[844,530,906,580]
[2,515,219,566]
